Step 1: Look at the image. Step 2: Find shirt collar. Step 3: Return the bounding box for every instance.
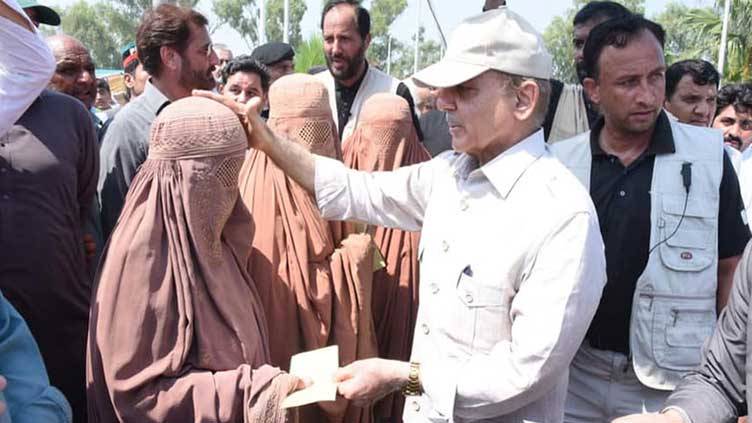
[590,110,675,157]
[457,129,547,199]
[142,80,171,116]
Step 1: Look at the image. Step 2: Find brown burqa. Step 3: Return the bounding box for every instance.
[238,73,377,422]
[86,97,298,423]
[342,93,431,423]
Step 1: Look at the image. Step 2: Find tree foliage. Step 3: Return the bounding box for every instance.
[677,0,752,81]
[212,0,260,49]
[294,35,325,73]
[265,0,307,48]
[543,0,645,83]
[367,0,408,70]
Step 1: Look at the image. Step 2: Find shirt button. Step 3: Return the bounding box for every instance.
[430,284,439,294]
[1,194,9,200]
[0,168,6,173]
[412,401,420,412]
[464,292,474,303]
[441,241,449,252]
[619,190,626,197]
[421,323,430,335]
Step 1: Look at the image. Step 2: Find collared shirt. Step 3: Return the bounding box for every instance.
[0,0,55,138]
[334,64,369,138]
[315,130,606,422]
[97,80,169,239]
[585,111,750,354]
[332,62,423,141]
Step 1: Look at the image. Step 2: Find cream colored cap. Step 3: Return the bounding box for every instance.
[413,7,552,87]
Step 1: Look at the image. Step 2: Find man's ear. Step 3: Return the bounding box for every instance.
[583,77,600,105]
[513,80,539,122]
[159,46,180,73]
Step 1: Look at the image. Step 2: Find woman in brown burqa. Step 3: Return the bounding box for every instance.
[237,73,377,422]
[342,93,431,422]
[86,96,299,422]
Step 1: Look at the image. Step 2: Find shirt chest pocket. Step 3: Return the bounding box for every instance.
[658,196,716,272]
[455,267,510,352]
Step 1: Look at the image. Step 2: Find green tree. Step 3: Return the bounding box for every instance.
[654,2,716,65]
[57,1,135,68]
[265,0,307,48]
[389,26,442,79]
[543,0,645,82]
[679,0,752,81]
[367,0,408,70]
[212,0,259,49]
[294,35,326,73]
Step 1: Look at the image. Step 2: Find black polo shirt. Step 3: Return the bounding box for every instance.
[585,111,751,354]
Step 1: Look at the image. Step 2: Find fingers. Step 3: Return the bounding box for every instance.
[0,375,7,391]
[191,90,243,114]
[246,97,263,115]
[333,364,354,383]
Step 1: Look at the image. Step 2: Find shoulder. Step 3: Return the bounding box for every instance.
[36,90,89,119]
[527,153,597,218]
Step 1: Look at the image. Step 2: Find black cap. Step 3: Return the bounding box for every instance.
[250,42,295,66]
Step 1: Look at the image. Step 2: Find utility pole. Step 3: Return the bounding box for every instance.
[718,0,732,79]
[413,0,421,74]
[387,35,393,75]
[259,0,267,44]
[283,0,290,43]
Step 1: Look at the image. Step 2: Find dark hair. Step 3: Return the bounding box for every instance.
[136,4,208,77]
[320,0,370,40]
[221,55,271,94]
[573,1,631,26]
[665,59,719,99]
[124,58,140,75]
[96,78,110,92]
[716,83,752,116]
[583,14,665,79]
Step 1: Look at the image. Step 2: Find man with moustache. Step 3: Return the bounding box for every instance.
[551,15,750,421]
[544,1,631,142]
[46,34,101,129]
[713,84,752,152]
[664,60,720,128]
[98,3,217,239]
[316,0,421,142]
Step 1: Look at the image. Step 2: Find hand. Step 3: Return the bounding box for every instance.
[612,410,686,423]
[191,90,269,150]
[0,375,7,416]
[334,359,409,407]
[83,233,96,258]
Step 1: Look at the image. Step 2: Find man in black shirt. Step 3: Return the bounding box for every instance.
[552,15,750,422]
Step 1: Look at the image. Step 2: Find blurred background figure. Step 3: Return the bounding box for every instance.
[212,42,233,84]
[219,55,270,108]
[251,41,295,84]
[17,0,58,27]
[121,42,149,102]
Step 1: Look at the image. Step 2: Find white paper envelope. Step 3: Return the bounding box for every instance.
[281,345,339,409]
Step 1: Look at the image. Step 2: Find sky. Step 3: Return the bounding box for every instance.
[49,0,716,57]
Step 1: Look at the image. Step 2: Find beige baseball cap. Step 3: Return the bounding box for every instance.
[413,7,552,88]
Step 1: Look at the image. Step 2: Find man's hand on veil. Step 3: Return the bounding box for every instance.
[191,90,271,151]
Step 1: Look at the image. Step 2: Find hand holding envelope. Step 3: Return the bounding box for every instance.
[281,345,340,409]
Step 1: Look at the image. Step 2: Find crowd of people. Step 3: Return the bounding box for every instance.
[1,0,752,421]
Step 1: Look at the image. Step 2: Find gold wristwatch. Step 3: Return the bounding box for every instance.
[401,362,423,396]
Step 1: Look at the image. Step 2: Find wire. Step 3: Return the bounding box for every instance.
[647,192,689,255]
[425,0,447,49]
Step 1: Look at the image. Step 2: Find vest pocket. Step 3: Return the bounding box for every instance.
[658,197,715,272]
[650,294,715,371]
